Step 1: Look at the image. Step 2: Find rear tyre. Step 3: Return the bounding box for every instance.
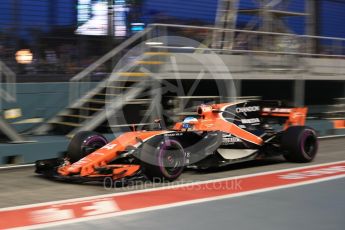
[281,126,318,163]
[140,137,186,182]
[67,131,108,163]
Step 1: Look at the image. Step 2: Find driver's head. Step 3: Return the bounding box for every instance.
[182,117,198,130]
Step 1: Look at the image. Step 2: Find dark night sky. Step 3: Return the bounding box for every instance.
[0,0,344,38]
[0,0,75,31]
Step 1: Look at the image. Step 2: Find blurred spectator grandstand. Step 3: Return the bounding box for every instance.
[0,0,344,82]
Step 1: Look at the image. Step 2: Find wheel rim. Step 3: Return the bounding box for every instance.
[81,136,107,156]
[158,140,185,179]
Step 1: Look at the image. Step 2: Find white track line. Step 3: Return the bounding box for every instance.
[1,160,345,212]
[0,164,35,170]
[318,134,345,139]
[9,173,345,230]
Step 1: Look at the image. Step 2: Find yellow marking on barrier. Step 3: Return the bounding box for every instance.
[144,52,170,56]
[117,72,150,77]
[108,79,140,82]
[135,61,164,65]
[12,118,43,124]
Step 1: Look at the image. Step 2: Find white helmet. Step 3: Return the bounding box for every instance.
[182,117,198,129]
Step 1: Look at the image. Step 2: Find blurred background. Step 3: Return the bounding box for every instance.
[0,0,344,164]
[1,0,344,79]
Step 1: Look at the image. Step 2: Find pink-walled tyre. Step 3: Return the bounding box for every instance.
[67,131,107,163]
[282,126,318,163]
[140,137,186,182]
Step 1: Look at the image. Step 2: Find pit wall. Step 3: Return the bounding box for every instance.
[1,82,98,133]
[1,81,343,133]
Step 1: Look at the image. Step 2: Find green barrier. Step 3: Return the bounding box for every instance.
[1,82,98,133]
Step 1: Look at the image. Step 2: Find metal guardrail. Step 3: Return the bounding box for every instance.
[0,61,29,143]
[69,26,155,103]
[152,45,345,58]
[68,23,345,104]
[0,61,16,106]
[151,23,345,58]
[152,23,345,42]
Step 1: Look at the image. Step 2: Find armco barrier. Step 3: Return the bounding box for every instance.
[0,133,117,165]
[1,82,98,133]
[0,136,69,164]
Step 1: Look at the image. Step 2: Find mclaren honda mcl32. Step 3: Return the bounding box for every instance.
[36,100,318,183]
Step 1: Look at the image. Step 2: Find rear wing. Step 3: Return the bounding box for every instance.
[261,107,308,129]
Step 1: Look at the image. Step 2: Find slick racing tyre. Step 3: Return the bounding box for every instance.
[282,126,318,163]
[141,137,186,182]
[67,131,108,163]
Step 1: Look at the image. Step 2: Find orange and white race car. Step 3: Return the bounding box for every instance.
[36,101,318,184]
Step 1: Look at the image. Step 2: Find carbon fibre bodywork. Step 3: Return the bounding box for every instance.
[36,101,316,183]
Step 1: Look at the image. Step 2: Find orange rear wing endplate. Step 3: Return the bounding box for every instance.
[261,107,308,130]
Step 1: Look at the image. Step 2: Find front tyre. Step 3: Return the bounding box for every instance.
[140,137,186,182]
[282,126,318,163]
[67,131,108,163]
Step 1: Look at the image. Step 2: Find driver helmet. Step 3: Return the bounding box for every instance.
[182,117,198,129]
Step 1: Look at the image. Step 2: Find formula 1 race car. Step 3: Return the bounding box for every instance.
[36,101,318,184]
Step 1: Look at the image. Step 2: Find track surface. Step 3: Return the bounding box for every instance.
[49,177,345,230]
[0,137,344,209]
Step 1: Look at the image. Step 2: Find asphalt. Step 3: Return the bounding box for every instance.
[50,177,345,230]
[0,137,344,209]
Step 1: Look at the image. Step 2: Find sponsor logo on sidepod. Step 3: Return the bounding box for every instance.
[236,106,260,113]
[241,118,260,124]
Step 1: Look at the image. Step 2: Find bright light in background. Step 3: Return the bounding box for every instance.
[114,0,128,37]
[76,0,129,37]
[15,49,33,64]
[145,42,164,46]
[76,1,108,36]
[131,23,145,33]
